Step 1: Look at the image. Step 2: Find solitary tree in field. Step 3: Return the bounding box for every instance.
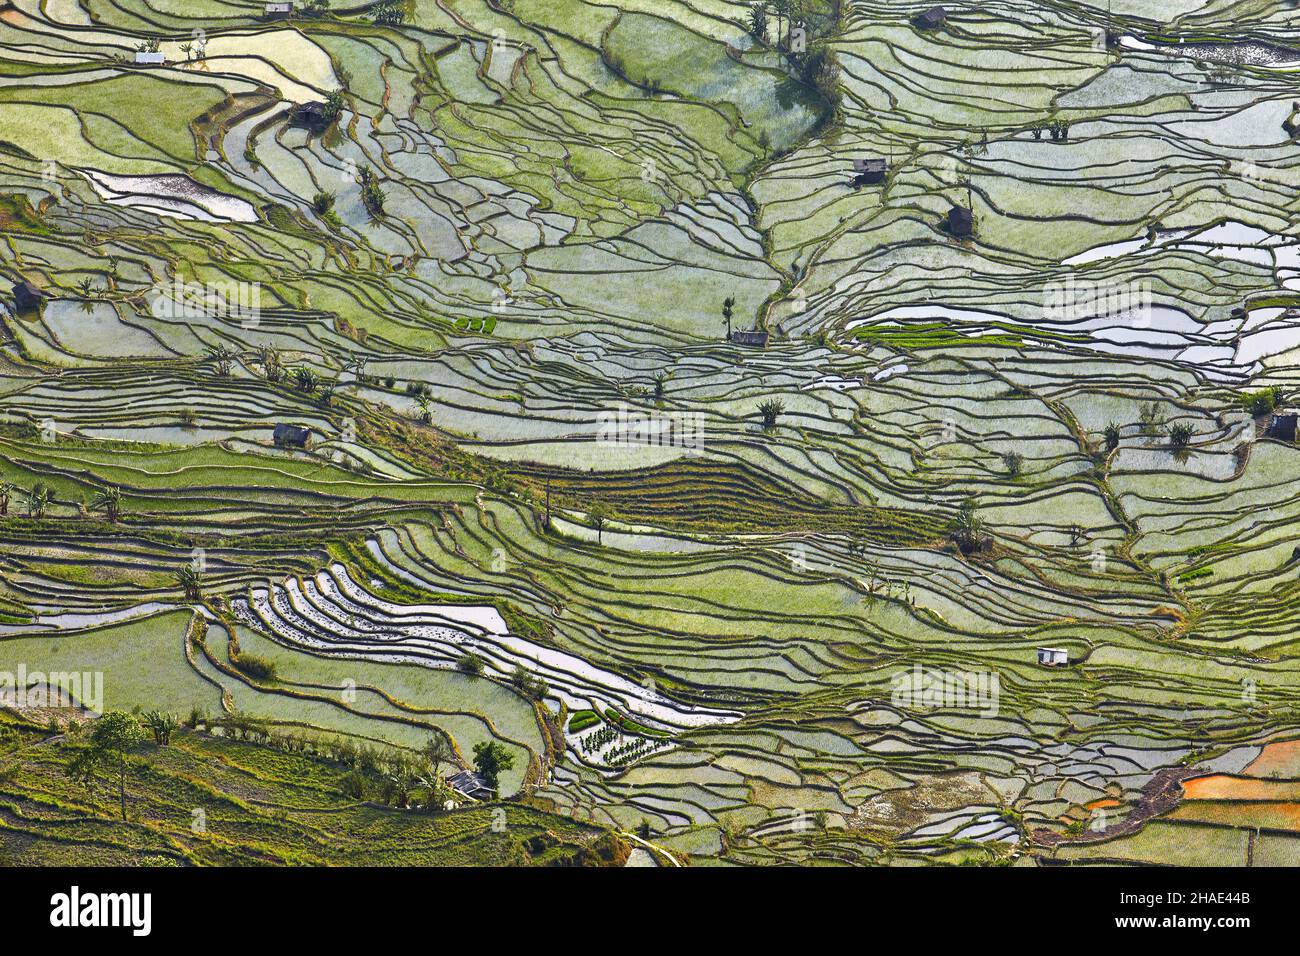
[949,499,988,555]
[205,344,234,377]
[758,398,785,429]
[66,711,147,821]
[472,740,515,794]
[175,565,202,600]
[257,346,283,383]
[90,485,122,523]
[0,481,13,517]
[456,651,485,676]
[292,366,320,394]
[1103,422,1121,452]
[25,482,52,519]
[588,500,611,544]
[722,296,735,340]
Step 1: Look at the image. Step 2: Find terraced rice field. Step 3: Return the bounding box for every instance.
[2,0,1300,867]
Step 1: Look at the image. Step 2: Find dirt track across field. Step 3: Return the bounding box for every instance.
[1032,766,1205,847]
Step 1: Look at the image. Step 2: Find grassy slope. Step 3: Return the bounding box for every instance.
[0,710,627,866]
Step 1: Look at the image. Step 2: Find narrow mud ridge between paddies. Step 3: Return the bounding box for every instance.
[1032,766,1207,848]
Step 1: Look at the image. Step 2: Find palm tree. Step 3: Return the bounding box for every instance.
[382,758,420,808]
[1168,422,1194,449]
[758,398,785,429]
[950,500,987,555]
[90,485,122,522]
[770,0,785,49]
[749,3,769,43]
[175,565,202,600]
[1103,422,1121,451]
[257,346,283,383]
[423,734,456,783]
[25,482,51,518]
[415,395,432,424]
[292,366,319,393]
[205,344,234,377]
[141,710,178,746]
[0,481,13,517]
[312,190,336,215]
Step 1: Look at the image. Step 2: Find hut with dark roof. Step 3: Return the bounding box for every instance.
[730,329,769,347]
[947,205,973,238]
[1266,413,1298,442]
[11,281,44,314]
[852,158,888,187]
[289,101,330,131]
[273,424,311,449]
[914,6,947,30]
[448,769,494,801]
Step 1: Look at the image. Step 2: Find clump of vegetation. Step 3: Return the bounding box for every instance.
[511,666,548,701]
[175,566,202,600]
[758,398,785,429]
[141,711,178,746]
[1138,401,1166,438]
[1168,422,1194,449]
[472,740,515,793]
[205,344,234,377]
[1103,422,1121,451]
[949,500,990,556]
[0,193,51,234]
[456,652,484,675]
[587,500,611,544]
[292,366,320,394]
[1240,385,1283,417]
[89,485,122,522]
[232,652,277,682]
[320,88,346,126]
[1001,451,1024,477]
[258,346,284,383]
[25,482,53,519]
[369,0,406,25]
[747,2,768,44]
[359,166,386,215]
[796,45,842,109]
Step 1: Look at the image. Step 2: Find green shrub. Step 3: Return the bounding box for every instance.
[232,653,277,681]
[1240,386,1283,417]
